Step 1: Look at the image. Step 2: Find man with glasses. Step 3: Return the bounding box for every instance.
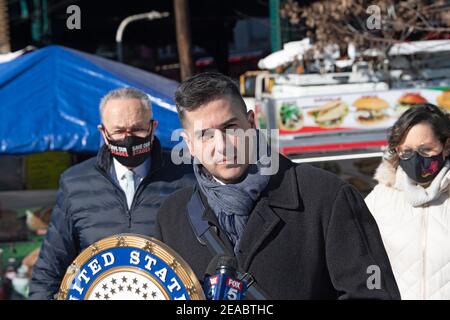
[30,87,194,299]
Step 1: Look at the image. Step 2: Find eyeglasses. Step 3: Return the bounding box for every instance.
[397,145,443,160]
[103,120,154,140]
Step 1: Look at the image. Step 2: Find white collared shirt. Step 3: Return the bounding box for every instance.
[111,158,151,193]
[212,175,226,185]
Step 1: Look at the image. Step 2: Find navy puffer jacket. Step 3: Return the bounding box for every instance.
[29,138,194,299]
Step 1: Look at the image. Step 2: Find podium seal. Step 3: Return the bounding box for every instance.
[57,234,205,300]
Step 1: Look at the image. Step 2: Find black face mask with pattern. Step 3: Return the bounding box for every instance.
[399,152,446,183]
[107,134,152,168]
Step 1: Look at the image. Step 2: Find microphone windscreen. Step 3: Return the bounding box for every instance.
[205,254,222,276]
[217,255,237,270]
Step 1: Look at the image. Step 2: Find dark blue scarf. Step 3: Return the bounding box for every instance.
[193,162,270,253]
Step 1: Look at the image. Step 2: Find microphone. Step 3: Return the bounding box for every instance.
[203,255,246,300]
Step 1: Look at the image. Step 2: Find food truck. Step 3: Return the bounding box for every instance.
[241,39,450,194]
[250,40,450,158]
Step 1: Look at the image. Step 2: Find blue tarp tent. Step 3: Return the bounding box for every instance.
[0,45,182,154]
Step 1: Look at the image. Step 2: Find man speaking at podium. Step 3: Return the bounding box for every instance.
[30,88,194,299]
[155,73,401,299]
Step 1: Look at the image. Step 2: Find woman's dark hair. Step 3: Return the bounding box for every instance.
[387,103,450,167]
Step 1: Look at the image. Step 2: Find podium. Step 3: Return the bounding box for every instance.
[57,234,205,300]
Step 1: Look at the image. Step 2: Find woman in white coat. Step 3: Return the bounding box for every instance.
[366,103,450,300]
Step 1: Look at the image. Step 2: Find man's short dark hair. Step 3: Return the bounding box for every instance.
[174,72,247,124]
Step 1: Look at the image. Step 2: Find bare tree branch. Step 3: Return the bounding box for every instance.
[280,0,450,56]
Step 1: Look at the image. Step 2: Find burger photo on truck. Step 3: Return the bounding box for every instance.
[353,96,390,125]
[395,92,428,116]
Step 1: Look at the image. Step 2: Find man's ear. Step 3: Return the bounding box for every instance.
[247,110,256,129]
[180,130,195,157]
[444,138,450,158]
[150,120,158,143]
[98,124,110,146]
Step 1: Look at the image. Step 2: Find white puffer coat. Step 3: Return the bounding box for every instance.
[365,160,450,300]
